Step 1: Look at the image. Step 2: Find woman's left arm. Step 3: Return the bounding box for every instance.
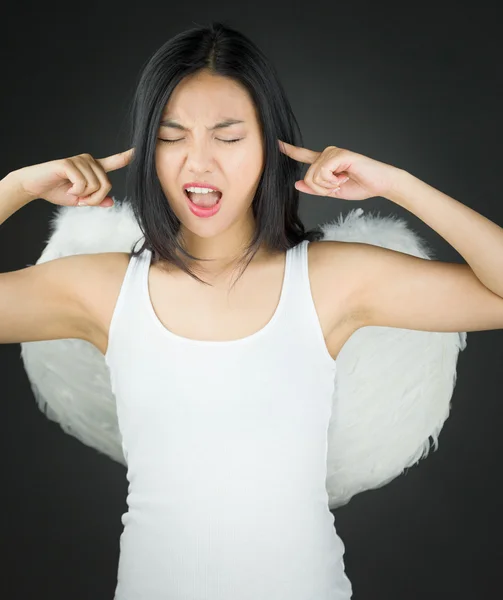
[279,139,503,332]
[386,169,503,299]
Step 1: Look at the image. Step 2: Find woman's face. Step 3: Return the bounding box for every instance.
[155,71,265,242]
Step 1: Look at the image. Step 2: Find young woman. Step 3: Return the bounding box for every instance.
[2,21,502,600]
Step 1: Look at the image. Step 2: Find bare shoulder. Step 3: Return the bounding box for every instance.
[307,239,369,328]
[0,251,130,351]
[65,251,131,354]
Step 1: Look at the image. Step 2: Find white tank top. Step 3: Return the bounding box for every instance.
[105,239,353,600]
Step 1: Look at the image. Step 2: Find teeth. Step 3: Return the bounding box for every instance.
[185,187,219,194]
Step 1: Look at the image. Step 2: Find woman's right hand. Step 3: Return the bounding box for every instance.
[10,148,134,207]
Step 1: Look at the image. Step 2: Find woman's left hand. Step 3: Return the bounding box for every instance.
[278,140,400,201]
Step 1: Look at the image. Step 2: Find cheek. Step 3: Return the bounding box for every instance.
[232,150,262,181]
[155,160,177,190]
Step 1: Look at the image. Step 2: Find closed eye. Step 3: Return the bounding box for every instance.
[157,138,243,144]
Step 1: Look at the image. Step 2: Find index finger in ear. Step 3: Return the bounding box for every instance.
[278,140,319,165]
[96,148,135,172]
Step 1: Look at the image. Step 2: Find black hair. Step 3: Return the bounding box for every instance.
[124,20,323,288]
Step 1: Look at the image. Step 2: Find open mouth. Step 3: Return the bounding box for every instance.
[184,190,223,217]
[184,189,223,207]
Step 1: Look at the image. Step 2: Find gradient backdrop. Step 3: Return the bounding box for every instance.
[1,2,502,599]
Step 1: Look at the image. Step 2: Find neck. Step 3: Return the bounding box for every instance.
[177,214,265,275]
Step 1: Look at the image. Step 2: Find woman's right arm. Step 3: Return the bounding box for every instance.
[0,173,96,345]
[0,172,34,224]
[0,148,133,346]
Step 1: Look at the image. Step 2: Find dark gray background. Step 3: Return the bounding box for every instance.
[1,2,502,599]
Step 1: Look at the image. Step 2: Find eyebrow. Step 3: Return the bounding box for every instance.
[159,118,245,131]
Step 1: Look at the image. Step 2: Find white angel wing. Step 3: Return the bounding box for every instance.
[20,200,142,465]
[19,202,467,509]
[321,208,467,509]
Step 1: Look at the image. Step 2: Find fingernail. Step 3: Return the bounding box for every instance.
[340,176,350,184]
[77,200,88,206]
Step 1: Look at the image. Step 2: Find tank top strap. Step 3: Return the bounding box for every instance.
[104,242,151,362]
[280,239,336,369]
[124,246,151,301]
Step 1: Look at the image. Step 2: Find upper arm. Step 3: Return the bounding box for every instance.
[326,241,503,332]
[0,254,101,345]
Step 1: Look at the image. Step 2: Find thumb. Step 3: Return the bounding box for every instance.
[97,148,135,172]
[294,180,336,196]
[294,180,321,195]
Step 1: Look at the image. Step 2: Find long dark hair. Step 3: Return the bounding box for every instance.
[124,20,322,288]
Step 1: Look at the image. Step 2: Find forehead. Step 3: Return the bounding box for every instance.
[162,72,256,120]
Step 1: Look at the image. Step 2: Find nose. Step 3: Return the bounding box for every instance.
[186,140,215,174]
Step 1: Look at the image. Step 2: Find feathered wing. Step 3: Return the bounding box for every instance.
[19,202,467,507]
[20,201,142,466]
[321,208,467,509]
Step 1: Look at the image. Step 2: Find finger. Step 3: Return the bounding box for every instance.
[278,139,319,165]
[67,156,101,199]
[315,166,345,189]
[64,167,97,198]
[295,179,339,196]
[304,165,336,197]
[79,161,113,206]
[96,148,135,173]
[56,159,89,197]
[307,178,337,196]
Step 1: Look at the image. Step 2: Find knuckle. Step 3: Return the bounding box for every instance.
[92,191,107,204]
